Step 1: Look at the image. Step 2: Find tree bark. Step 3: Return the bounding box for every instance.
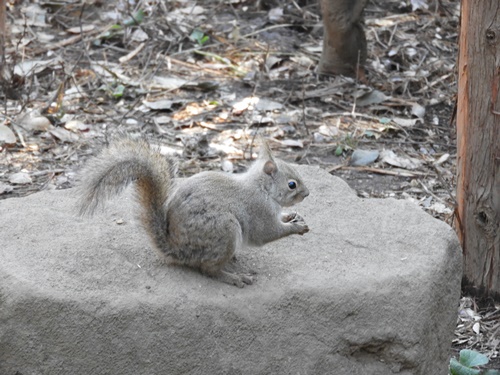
[0,0,5,61]
[457,0,500,300]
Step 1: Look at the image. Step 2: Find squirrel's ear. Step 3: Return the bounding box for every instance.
[258,139,274,161]
[263,160,277,175]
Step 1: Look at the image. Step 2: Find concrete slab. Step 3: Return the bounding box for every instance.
[0,166,462,374]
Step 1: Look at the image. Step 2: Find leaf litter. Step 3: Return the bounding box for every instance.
[1,0,496,366]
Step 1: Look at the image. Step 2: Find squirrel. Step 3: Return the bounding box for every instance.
[78,137,310,287]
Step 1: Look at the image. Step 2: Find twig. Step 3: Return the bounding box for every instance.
[301,78,310,135]
[196,121,224,132]
[417,178,447,204]
[119,42,146,64]
[323,111,381,121]
[31,169,66,177]
[387,23,398,47]
[415,73,453,94]
[10,122,26,148]
[7,26,108,56]
[192,50,246,75]
[241,24,294,39]
[160,55,232,76]
[329,165,430,178]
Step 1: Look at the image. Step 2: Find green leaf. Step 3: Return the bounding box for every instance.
[460,350,489,367]
[190,28,209,45]
[123,9,145,27]
[190,29,204,42]
[483,370,500,375]
[335,145,343,156]
[450,358,481,375]
[112,84,125,99]
[200,35,210,45]
[134,9,145,23]
[364,130,374,138]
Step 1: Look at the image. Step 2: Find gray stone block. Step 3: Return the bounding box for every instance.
[0,166,461,375]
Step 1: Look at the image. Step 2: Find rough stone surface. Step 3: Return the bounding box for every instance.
[0,166,462,375]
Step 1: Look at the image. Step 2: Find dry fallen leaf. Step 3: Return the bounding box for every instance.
[232,97,259,114]
[380,150,423,170]
[14,59,61,76]
[268,7,284,22]
[434,153,450,166]
[0,125,17,145]
[143,99,176,111]
[427,202,453,215]
[65,120,90,132]
[273,139,304,148]
[151,76,189,90]
[355,90,390,107]
[392,117,421,127]
[17,4,47,27]
[49,128,79,143]
[0,182,14,194]
[18,114,52,132]
[221,159,234,173]
[351,150,380,167]
[255,98,284,111]
[411,103,426,118]
[179,5,205,15]
[411,0,429,11]
[66,25,95,34]
[9,172,32,185]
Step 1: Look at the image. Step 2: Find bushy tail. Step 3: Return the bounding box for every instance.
[78,137,176,251]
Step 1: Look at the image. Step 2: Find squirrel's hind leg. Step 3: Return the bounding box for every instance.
[200,263,254,288]
[227,256,257,276]
[199,227,255,288]
[219,269,253,288]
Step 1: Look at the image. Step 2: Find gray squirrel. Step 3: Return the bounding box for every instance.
[78,137,310,287]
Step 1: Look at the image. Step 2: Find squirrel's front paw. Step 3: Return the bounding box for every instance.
[293,221,309,235]
[282,212,306,223]
[288,219,309,235]
[283,212,309,235]
[281,212,296,223]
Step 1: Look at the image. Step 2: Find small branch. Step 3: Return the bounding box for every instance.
[241,24,294,39]
[329,165,430,178]
[0,0,5,60]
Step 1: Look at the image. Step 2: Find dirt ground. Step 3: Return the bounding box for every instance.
[0,0,498,370]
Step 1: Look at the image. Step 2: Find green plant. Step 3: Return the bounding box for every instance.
[190,28,209,46]
[334,133,358,157]
[122,9,145,27]
[112,84,125,99]
[449,349,500,375]
[94,9,145,44]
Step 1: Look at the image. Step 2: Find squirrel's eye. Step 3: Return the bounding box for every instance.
[288,181,297,190]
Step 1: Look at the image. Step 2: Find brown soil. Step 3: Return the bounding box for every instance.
[0,0,498,369]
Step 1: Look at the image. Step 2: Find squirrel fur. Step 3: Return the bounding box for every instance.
[78,137,310,287]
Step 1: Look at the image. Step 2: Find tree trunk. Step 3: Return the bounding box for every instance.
[457,0,500,300]
[0,0,5,60]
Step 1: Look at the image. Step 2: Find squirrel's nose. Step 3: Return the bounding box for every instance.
[303,188,310,198]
